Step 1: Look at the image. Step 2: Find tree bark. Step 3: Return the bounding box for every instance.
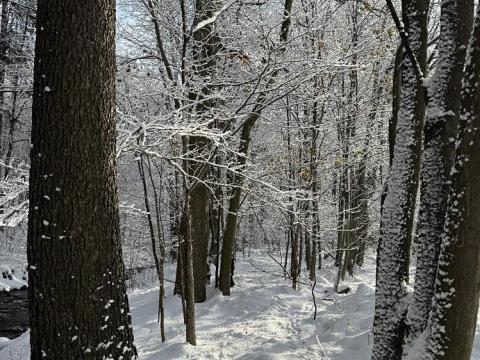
[371,0,428,358]
[181,188,197,345]
[184,0,223,303]
[27,1,136,358]
[423,5,480,359]
[186,136,211,303]
[407,0,473,345]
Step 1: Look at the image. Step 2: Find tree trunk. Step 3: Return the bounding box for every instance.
[0,0,9,159]
[390,44,403,167]
[218,0,294,295]
[423,5,480,359]
[407,0,473,345]
[371,0,428,358]
[27,1,136,358]
[138,156,166,342]
[181,188,197,345]
[290,219,299,290]
[184,0,223,302]
[309,235,317,282]
[186,136,211,303]
[219,111,258,295]
[305,223,311,271]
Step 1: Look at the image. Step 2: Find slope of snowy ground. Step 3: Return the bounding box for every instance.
[1,252,480,359]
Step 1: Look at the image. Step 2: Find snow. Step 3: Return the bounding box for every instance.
[0,253,479,359]
[123,253,380,359]
[192,0,236,33]
[0,338,10,351]
[0,265,27,291]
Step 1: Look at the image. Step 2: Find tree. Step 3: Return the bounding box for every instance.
[185,0,222,304]
[371,0,428,358]
[27,0,136,358]
[407,0,473,344]
[218,0,295,296]
[422,3,480,358]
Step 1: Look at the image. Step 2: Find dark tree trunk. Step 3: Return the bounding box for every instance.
[27,1,136,358]
[219,111,258,295]
[407,0,473,345]
[138,156,166,342]
[186,136,211,303]
[304,225,311,271]
[181,188,197,345]
[290,221,299,290]
[218,0,294,296]
[183,0,223,303]
[371,0,428,358]
[423,5,480,359]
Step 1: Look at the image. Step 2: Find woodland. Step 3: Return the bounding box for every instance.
[0,0,479,359]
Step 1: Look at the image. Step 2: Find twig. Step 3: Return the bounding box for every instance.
[385,0,424,81]
[248,260,310,286]
[312,278,318,320]
[266,251,291,278]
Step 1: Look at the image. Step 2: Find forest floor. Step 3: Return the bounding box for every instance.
[1,251,480,359]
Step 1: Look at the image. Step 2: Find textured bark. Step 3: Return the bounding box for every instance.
[423,5,480,359]
[371,0,428,359]
[27,1,136,358]
[184,0,223,303]
[407,0,473,346]
[390,44,403,167]
[181,189,197,345]
[186,136,211,303]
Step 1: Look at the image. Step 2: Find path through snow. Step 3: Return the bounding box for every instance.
[1,252,479,359]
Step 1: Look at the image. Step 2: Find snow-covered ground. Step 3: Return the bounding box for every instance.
[1,252,480,359]
[0,265,27,292]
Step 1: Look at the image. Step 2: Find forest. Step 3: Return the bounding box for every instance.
[0,0,479,359]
